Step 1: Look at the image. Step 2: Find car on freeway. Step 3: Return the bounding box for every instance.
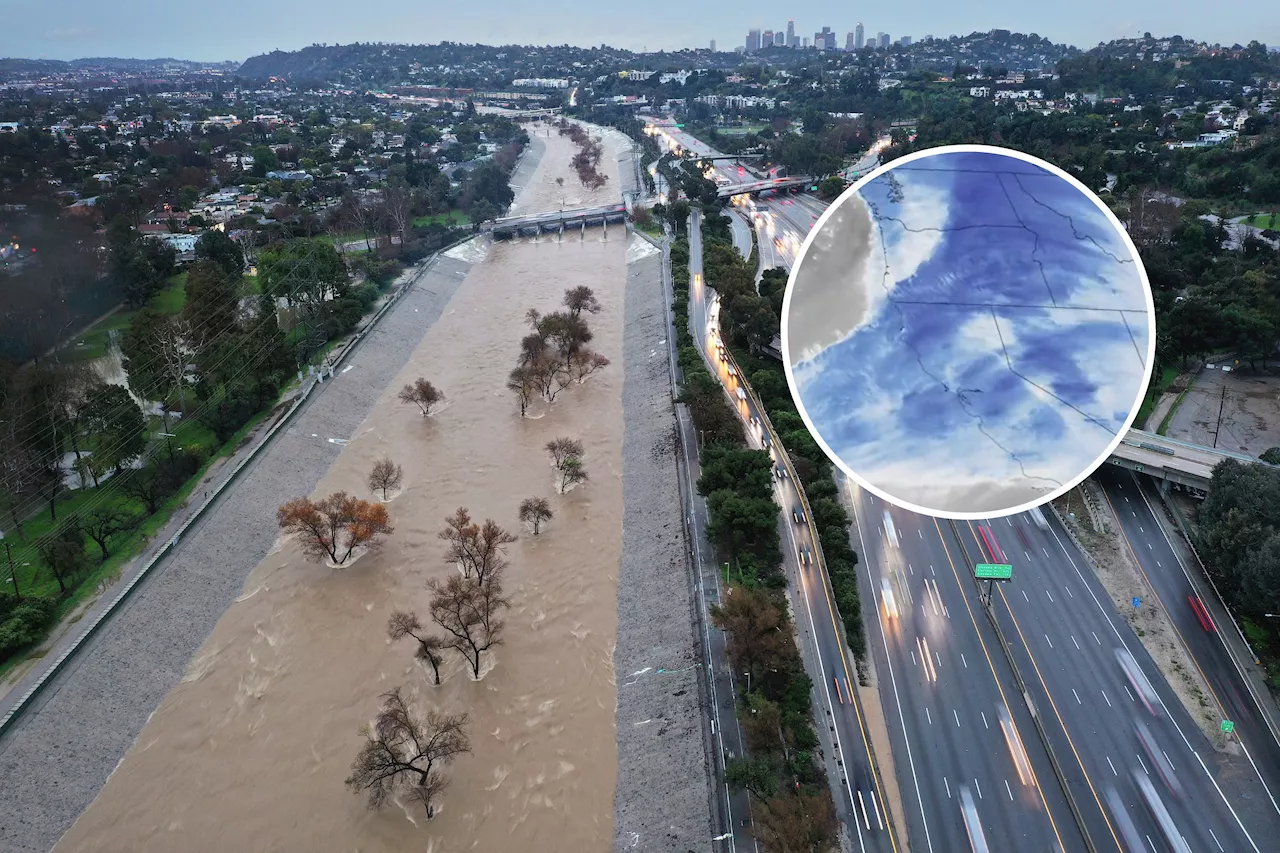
[726,364,736,378]
[881,577,899,619]
[1104,786,1147,853]
[1133,771,1192,853]
[776,465,788,481]
[736,387,747,401]
[749,414,760,429]
[1134,720,1183,797]
[997,703,1034,786]
[793,505,805,524]
[798,546,812,566]
[1115,648,1162,716]
[959,786,990,853]
[882,510,899,548]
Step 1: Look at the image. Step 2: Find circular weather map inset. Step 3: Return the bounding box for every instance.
[782,145,1155,519]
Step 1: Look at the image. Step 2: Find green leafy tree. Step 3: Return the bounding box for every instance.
[81,383,147,476]
[195,229,246,278]
[257,237,349,315]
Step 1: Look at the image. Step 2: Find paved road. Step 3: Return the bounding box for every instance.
[848,483,1085,853]
[953,500,1278,853]
[690,211,900,853]
[1096,467,1280,829]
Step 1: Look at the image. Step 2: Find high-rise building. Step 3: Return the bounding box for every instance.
[813,26,835,50]
[875,32,885,48]
[786,19,796,47]
[846,32,856,51]
[746,29,761,53]
[774,31,785,47]
[709,39,716,52]
[802,36,809,48]
[855,22,865,49]
[901,36,912,46]
[880,32,891,49]
[763,30,773,48]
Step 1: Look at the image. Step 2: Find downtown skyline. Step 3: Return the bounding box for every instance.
[1,0,1273,62]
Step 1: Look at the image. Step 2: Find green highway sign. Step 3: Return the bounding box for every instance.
[975,563,1013,580]
[1221,720,1235,734]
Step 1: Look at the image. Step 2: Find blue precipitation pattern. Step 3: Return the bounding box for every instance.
[792,149,1150,513]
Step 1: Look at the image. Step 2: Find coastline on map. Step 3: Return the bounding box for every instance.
[786,193,878,367]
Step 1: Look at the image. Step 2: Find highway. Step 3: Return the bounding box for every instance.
[1095,467,1280,829]
[656,120,1280,852]
[848,482,1085,853]
[690,211,900,853]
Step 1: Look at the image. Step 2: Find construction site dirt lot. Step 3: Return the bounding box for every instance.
[1163,361,1280,457]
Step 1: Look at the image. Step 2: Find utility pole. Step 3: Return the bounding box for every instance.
[3,539,18,600]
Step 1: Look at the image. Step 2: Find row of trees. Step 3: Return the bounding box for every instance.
[1199,459,1280,621]
[506,287,610,416]
[557,120,609,190]
[698,214,868,661]
[667,231,840,849]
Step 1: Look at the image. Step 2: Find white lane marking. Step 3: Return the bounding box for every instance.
[1066,586,1074,599]
[1124,685,1136,703]
[974,778,983,799]
[911,650,917,667]
[1025,550,1031,561]
[1045,634,1054,649]
[1092,631,1101,645]
[1072,636,1081,650]
[944,776,951,798]
[1209,827,1224,852]
[926,707,932,725]
[981,711,989,730]
[918,529,923,538]
[1043,511,1269,851]
[1163,751,1175,772]
[1107,755,1118,776]
[1072,688,1081,704]
[1046,589,1054,603]
[1133,476,1280,818]
[961,653,968,669]
[1156,560,1162,567]
[1042,547,1049,557]
[870,790,884,830]
[930,564,936,577]
[1102,690,1112,708]
[1146,835,1157,853]
[1023,590,1030,602]
[1136,754,1148,775]
[1139,525,1145,533]
[954,709,961,727]
[1005,779,1014,801]
[858,790,871,831]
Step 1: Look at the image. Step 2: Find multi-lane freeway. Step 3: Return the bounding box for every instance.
[657,119,1280,853]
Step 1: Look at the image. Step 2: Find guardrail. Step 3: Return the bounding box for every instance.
[0,243,464,740]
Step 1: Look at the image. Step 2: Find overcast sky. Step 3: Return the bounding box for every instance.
[3,1,1272,62]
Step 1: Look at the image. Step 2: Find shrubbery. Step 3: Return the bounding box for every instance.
[0,594,58,661]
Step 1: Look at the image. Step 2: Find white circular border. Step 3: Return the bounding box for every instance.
[779,143,1157,521]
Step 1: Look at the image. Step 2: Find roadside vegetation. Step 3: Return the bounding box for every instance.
[1197,460,1280,689]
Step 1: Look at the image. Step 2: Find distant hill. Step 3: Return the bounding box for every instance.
[0,57,236,76]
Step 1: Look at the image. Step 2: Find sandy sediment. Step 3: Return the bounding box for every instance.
[611,239,715,852]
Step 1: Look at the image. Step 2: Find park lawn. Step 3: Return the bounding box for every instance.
[59,272,190,362]
[0,399,281,681]
[1136,364,1181,429]
[716,125,765,136]
[413,210,471,227]
[1244,213,1279,230]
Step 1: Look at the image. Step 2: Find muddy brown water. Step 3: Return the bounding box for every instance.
[54,127,630,853]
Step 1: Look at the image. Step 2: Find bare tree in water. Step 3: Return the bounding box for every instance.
[518,497,553,534]
[437,507,517,586]
[367,456,404,500]
[428,573,509,678]
[398,378,443,416]
[345,688,470,818]
[387,611,446,685]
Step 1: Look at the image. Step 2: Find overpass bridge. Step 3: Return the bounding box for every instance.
[481,203,627,239]
[1107,428,1279,494]
[717,176,814,199]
